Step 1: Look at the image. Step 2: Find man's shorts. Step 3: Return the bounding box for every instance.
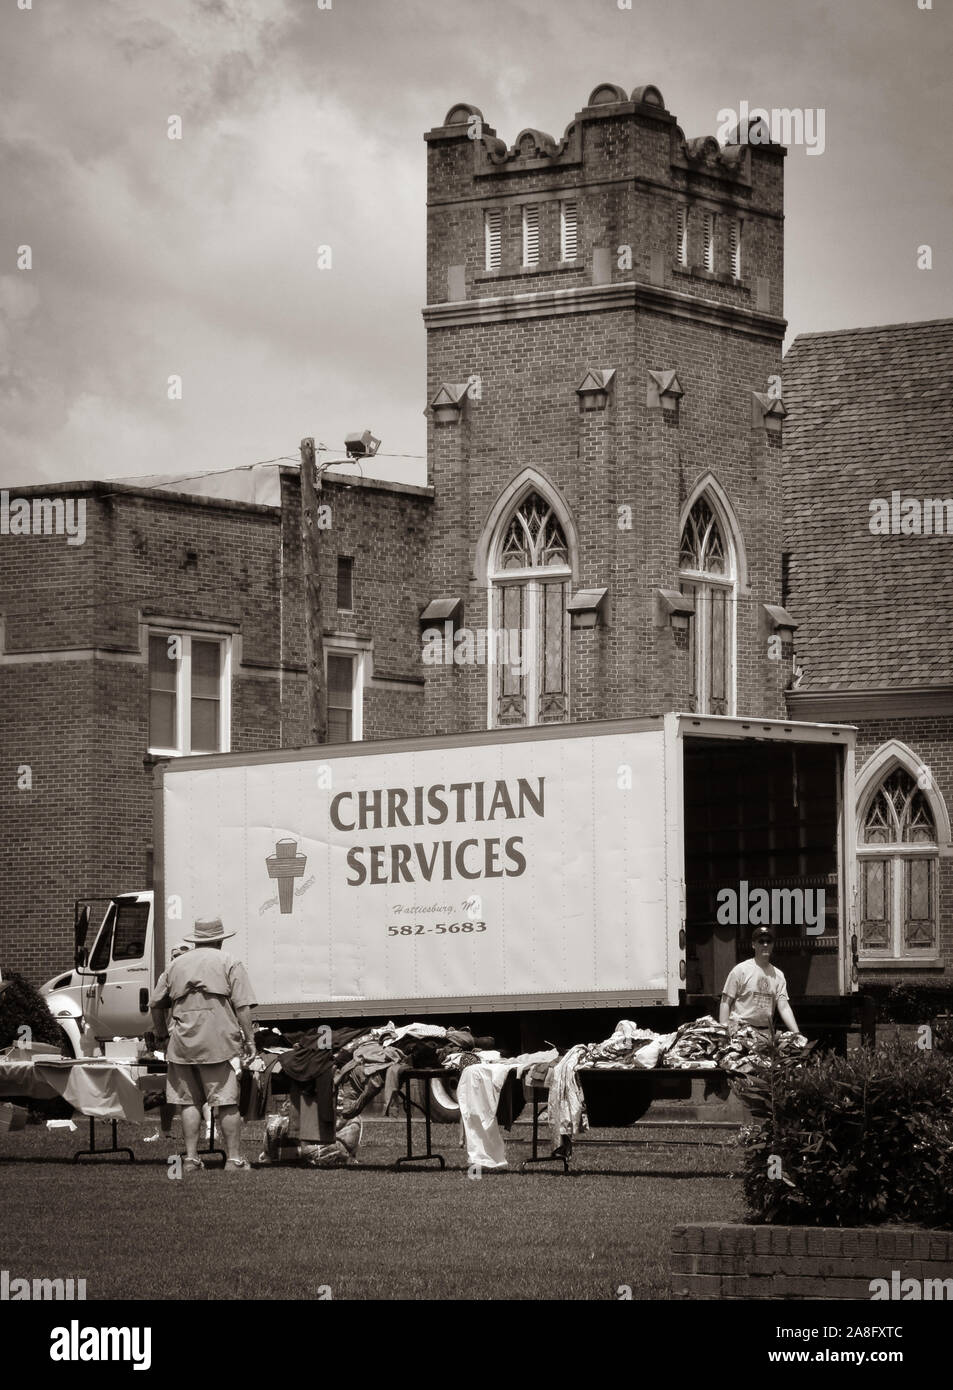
[165,1060,240,1108]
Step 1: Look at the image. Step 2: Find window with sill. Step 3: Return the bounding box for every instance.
[859,765,939,960]
[488,490,572,728]
[148,631,230,756]
[327,650,361,744]
[678,495,737,716]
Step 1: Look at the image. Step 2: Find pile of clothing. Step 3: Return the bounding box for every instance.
[582,1019,670,1069]
[717,1023,813,1075]
[659,1015,729,1069]
[640,1014,812,1073]
[335,1020,498,1119]
[259,1020,500,1167]
[256,1013,815,1168]
[544,1016,813,1150]
[542,1021,673,1148]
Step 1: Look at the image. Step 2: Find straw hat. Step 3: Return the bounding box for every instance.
[183,917,235,944]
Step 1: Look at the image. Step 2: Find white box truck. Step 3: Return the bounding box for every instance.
[43,713,861,1067]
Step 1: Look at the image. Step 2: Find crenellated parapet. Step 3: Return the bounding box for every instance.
[421,78,789,735]
[426,83,781,184]
[424,82,785,316]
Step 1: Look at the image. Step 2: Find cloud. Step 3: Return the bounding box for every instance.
[0,0,950,487]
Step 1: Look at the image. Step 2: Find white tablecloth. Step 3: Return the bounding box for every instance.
[0,1057,59,1100]
[0,1057,146,1121]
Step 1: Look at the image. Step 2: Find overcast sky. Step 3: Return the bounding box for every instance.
[1,0,950,490]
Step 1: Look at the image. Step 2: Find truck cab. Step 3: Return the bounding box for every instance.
[41,892,156,1051]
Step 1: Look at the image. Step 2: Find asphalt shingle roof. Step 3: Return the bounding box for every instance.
[782,319,953,692]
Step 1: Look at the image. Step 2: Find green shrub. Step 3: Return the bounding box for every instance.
[866,983,953,1024]
[934,1015,953,1055]
[738,1041,953,1227]
[0,970,65,1051]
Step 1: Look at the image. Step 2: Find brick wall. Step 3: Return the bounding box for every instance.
[672,1223,953,1299]
[422,86,788,734]
[0,484,287,983]
[426,88,783,311]
[276,469,432,741]
[0,474,431,986]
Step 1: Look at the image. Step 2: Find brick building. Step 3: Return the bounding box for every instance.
[783,320,953,989]
[0,469,431,982]
[2,83,949,995]
[422,84,791,732]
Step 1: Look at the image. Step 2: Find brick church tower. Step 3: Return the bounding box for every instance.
[421,82,791,735]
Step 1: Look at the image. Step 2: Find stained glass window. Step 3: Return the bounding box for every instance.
[862,768,936,844]
[679,498,727,575]
[498,494,569,570]
[491,491,571,728]
[860,858,890,950]
[678,495,735,714]
[859,762,938,957]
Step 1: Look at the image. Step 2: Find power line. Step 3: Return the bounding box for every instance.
[98,457,301,496]
[96,449,424,498]
[0,448,421,619]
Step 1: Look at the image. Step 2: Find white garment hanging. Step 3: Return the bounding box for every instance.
[457,1050,558,1169]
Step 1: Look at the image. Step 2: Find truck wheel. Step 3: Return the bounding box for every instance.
[427,1074,462,1124]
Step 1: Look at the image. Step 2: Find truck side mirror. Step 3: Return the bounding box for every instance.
[73,905,91,969]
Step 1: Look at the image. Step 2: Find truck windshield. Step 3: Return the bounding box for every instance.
[111,901,150,961]
[87,900,149,969]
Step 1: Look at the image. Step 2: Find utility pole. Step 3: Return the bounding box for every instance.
[299,437,327,744]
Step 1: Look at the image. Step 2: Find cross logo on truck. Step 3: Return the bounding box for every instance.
[265,838,308,914]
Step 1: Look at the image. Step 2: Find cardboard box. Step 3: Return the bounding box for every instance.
[270,1136,304,1165]
[0,1103,28,1132]
[287,1084,335,1144]
[136,1072,168,1094]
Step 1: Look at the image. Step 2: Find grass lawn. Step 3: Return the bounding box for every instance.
[0,1118,744,1300]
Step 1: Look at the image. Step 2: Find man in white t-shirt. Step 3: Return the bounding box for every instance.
[719,927,800,1038]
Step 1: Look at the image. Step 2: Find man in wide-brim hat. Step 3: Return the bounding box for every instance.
[149,917,257,1172]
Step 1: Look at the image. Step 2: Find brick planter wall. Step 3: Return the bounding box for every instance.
[672,1224,953,1299]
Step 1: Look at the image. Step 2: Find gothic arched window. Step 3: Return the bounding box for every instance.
[488,490,572,727]
[679,497,727,575]
[498,494,569,571]
[859,765,939,958]
[679,494,737,715]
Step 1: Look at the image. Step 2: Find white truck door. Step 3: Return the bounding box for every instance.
[82,896,153,1040]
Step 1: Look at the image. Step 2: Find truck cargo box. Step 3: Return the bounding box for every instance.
[155,713,857,1019]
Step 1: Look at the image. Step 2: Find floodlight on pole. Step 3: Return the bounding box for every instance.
[344,430,381,459]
